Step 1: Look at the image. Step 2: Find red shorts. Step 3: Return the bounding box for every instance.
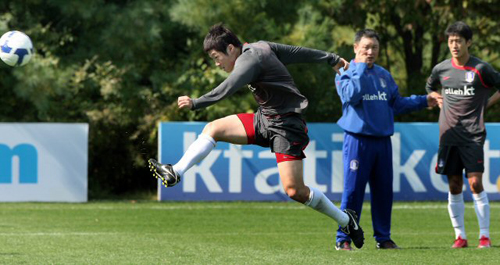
[236,111,308,163]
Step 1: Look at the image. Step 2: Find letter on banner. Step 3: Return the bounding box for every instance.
[331,133,344,193]
[483,140,500,192]
[304,141,327,192]
[255,150,282,194]
[392,133,426,192]
[224,144,253,193]
[429,154,449,192]
[0,144,37,184]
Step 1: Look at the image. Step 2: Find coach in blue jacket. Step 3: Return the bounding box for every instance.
[334,29,441,250]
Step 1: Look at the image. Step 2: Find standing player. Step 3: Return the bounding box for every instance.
[149,23,365,249]
[426,21,500,249]
[334,29,440,250]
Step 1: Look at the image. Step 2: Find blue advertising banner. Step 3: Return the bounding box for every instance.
[158,122,500,201]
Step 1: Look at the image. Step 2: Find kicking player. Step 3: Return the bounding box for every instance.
[426,21,500,249]
[334,29,441,250]
[148,23,365,249]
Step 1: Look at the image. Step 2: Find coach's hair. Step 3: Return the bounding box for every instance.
[445,21,473,41]
[354,29,380,43]
[203,23,242,54]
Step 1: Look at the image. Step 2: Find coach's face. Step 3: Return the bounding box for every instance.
[208,44,239,73]
[448,34,471,59]
[354,36,379,67]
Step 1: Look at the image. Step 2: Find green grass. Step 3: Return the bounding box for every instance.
[0,201,498,264]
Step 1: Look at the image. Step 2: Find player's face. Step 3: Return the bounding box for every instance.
[208,44,238,73]
[447,34,471,59]
[354,36,379,67]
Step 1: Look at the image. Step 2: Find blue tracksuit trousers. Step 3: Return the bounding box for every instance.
[336,132,393,243]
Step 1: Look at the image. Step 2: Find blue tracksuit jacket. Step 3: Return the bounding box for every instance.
[336,61,427,136]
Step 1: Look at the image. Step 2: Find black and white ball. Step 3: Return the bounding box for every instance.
[0,30,34,67]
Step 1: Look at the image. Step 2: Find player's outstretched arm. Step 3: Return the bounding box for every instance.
[190,53,260,110]
[487,91,500,109]
[267,42,340,66]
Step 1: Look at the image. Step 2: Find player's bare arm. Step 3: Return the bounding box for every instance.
[178,96,193,109]
[486,91,500,109]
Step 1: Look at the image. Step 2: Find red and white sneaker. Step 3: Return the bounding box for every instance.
[452,236,468,248]
[478,236,491,249]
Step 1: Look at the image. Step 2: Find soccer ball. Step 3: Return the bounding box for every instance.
[0,30,34,67]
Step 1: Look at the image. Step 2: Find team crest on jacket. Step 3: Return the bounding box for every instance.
[350,160,359,171]
[465,71,475,83]
[379,78,387,88]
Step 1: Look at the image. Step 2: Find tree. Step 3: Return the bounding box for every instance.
[315,0,500,121]
[1,0,498,197]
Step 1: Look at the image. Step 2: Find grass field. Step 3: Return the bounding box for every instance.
[0,201,499,264]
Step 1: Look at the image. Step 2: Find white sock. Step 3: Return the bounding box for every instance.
[448,192,466,239]
[172,134,216,176]
[305,187,349,227]
[473,191,490,238]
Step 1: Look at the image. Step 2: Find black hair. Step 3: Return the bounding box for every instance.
[203,23,242,54]
[445,21,473,41]
[354,29,380,43]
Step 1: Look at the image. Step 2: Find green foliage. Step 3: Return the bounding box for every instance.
[0,0,190,196]
[314,0,500,121]
[0,1,499,196]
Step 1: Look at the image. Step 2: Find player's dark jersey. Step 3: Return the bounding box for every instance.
[192,41,340,115]
[426,56,500,145]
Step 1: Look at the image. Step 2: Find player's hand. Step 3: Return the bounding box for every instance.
[427,92,443,109]
[178,96,193,109]
[333,58,349,75]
